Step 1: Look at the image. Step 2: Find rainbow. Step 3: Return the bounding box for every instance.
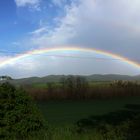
[0,46,140,69]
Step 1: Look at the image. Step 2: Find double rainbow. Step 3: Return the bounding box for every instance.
[0,46,140,70]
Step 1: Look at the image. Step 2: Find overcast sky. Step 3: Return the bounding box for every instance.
[0,0,140,78]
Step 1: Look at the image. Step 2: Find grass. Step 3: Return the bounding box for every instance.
[28,97,140,140]
[37,96,140,126]
[89,81,111,86]
[27,128,120,140]
[32,82,110,89]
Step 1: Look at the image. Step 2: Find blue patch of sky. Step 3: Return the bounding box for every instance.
[0,0,74,53]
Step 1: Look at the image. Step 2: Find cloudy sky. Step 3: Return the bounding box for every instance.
[0,0,140,78]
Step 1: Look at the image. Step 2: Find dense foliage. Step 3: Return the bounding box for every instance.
[0,82,47,139]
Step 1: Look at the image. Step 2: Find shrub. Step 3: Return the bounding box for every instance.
[0,82,47,139]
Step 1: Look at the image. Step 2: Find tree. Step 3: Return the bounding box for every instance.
[60,76,89,99]
[65,76,75,97]
[0,76,12,81]
[0,82,47,139]
[47,82,54,94]
[75,76,88,98]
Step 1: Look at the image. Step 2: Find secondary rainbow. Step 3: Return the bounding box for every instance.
[0,46,140,69]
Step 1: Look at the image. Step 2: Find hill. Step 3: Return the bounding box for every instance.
[2,74,140,86]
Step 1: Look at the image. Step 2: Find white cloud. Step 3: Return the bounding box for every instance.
[1,0,140,78]
[30,2,78,46]
[52,0,66,7]
[20,0,140,74]
[1,51,140,78]
[15,0,41,10]
[0,56,12,62]
[29,27,48,36]
[31,0,140,56]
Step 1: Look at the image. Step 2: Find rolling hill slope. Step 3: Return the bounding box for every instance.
[2,74,140,86]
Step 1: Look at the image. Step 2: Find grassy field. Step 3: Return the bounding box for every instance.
[37,97,140,126]
[32,81,110,89]
[31,97,140,140]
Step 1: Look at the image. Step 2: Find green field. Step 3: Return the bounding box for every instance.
[33,97,140,140]
[37,97,140,126]
[32,81,110,89]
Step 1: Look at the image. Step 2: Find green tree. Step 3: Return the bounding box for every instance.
[65,76,75,97]
[75,76,88,98]
[0,82,47,139]
[47,82,54,94]
[60,76,89,99]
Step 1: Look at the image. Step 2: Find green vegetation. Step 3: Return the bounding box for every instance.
[26,76,140,100]
[0,82,47,140]
[1,78,140,140]
[36,98,140,140]
[37,97,140,125]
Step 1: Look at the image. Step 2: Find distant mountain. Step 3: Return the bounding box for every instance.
[86,74,140,81]
[2,74,140,85]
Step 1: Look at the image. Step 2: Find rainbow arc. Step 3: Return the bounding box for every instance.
[0,46,140,70]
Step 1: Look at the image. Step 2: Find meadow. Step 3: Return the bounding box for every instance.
[37,97,140,125]
[33,97,140,140]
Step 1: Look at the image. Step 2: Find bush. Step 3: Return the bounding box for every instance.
[0,82,47,139]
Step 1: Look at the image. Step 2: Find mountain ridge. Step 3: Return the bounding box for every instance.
[4,74,140,85]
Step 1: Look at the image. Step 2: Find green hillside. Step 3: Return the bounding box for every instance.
[3,74,140,86]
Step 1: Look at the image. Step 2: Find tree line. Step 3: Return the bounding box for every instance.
[24,76,140,101]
